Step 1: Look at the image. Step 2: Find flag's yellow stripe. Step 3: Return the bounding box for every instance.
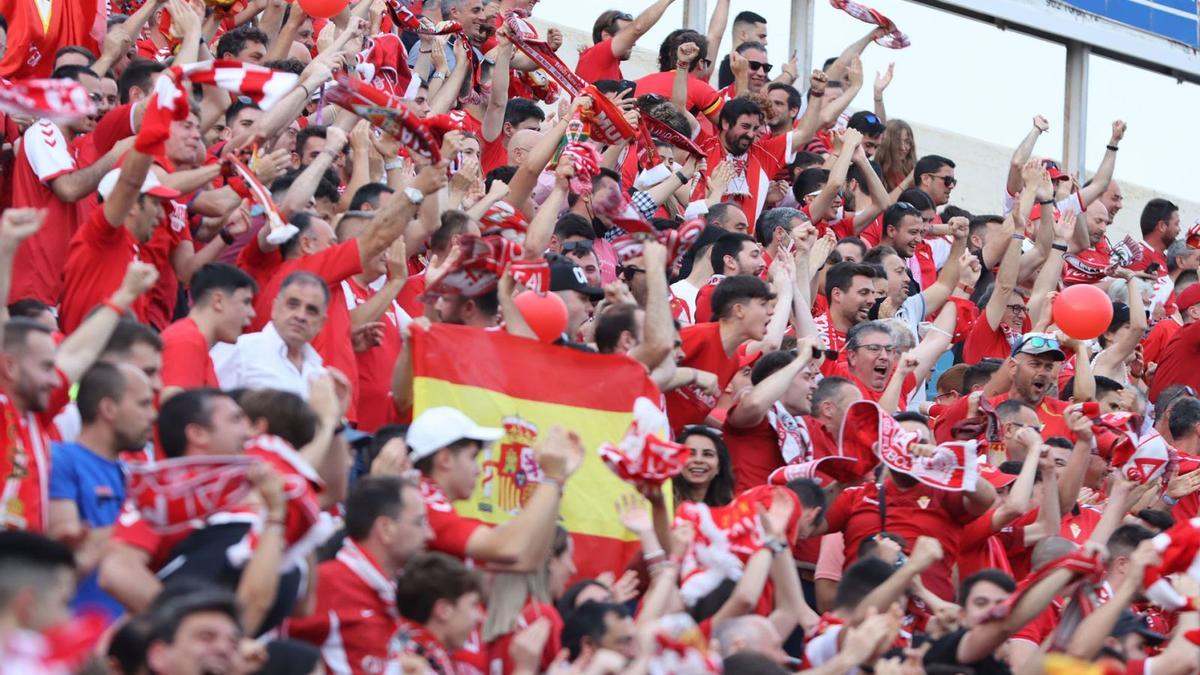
[415,376,671,541]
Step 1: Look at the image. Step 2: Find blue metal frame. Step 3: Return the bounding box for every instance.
[1062,0,1199,48]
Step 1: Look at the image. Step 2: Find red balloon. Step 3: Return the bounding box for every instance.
[296,0,349,19]
[1053,284,1113,340]
[514,291,568,343]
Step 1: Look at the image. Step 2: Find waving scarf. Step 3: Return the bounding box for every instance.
[325,74,441,163]
[830,0,911,49]
[126,456,257,533]
[0,79,95,121]
[599,397,689,488]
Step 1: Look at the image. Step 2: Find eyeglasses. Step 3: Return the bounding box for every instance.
[935,390,960,403]
[934,175,957,188]
[1006,421,1045,433]
[747,60,773,74]
[618,265,645,281]
[1006,304,1029,315]
[856,344,897,355]
[561,241,594,255]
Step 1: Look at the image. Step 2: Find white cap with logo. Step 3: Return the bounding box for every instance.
[406,406,504,462]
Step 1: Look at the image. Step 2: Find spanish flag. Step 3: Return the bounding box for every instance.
[411,324,663,578]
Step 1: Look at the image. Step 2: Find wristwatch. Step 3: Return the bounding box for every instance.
[384,158,405,172]
[765,537,788,555]
[403,186,425,205]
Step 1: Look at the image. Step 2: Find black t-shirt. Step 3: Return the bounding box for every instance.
[717,54,734,89]
[923,628,1011,675]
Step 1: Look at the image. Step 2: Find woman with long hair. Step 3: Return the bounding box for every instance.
[483,526,575,674]
[671,425,736,506]
[876,119,917,192]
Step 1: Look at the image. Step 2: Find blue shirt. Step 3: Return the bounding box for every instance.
[48,441,126,620]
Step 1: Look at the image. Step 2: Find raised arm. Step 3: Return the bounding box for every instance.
[428,39,471,115]
[789,70,827,149]
[703,0,731,68]
[0,210,45,326]
[853,536,943,623]
[56,263,158,382]
[358,160,447,265]
[825,29,882,81]
[1094,269,1146,379]
[955,567,1074,664]
[851,143,894,231]
[278,123,351,217]
[613,0,677,60]
[984,226,1022,330]
[1057,406,1094,515]
[920,218,969,315]
[809,129,860,223]
[1077,121,1126,207]
[506,109,571,211]
[872,63,893,121]
[1006,116,1049,197]
[481,35,514,144]
[819,58,863,128]
[628,242,674,371]
[465,426,583,570]
[520,164,570,260]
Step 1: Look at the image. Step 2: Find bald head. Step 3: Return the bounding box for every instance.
[1085,200,1111,247]
[1100,180,1123,219]
[508,128,543,166]
[713,615,782,658]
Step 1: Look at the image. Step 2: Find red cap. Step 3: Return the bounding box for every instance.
[1046,166,1070,182]
[980,463,1017,489]
[1177,284,1200,312]
[737,343,765,370]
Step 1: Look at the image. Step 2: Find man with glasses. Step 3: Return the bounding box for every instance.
[724,42,771,96]
[847,111,886,159]
[577,0,677,83]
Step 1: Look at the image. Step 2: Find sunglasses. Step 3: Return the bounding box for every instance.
[933,175,958,187]
[618,265,645,281]
[894,201,921,214]
[561,241,594,255]
[747,60,773,74]
[1012,334,1060,356]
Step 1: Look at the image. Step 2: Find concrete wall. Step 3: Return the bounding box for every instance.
[525,15,1199,244]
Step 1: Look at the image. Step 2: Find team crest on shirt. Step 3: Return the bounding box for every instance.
[478,415,542,515]
[916,496,930,510]
[1069,522,1082,539]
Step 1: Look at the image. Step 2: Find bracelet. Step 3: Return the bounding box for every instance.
[298,82,312,99]
[643,550,667,566]
[674,171,690,185]
[810,91,824,98]
[1162,493,1179,507]
[873,96,884,102]
[1037,199,1055,206]
[428,71,447,80]
[1107,144,1119,152]
[764,537,788,555]
[384,158,405,171]
[957,283,974,295]
[265,516,286,529]
[420,48,433,54]
[538,476,565,494]
[1011,233,1025,241]
[101,300,126,316]
[927,325,953,339]
[218,228,235,245]
[1051,242,1068,252]
[648,560,678,576]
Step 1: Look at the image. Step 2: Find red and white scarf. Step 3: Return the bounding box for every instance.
[125,455,256,534]
[599,397,689,488]
[0,79,95,121]
[767,402,812,465]
[337,539,398,619]
[830,0,911,49]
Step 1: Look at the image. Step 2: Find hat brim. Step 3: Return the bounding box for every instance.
[146,185,183,199]
[982,472,1018,489]
[464,427,504,444]
[578,286,605,300]
[1017,347,1066,361]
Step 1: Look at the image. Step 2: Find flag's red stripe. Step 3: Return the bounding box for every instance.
[568,532,641,583]
[411,325,658,411]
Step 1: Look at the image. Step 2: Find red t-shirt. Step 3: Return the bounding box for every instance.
[110,503,195,570]
[0,0,100,79]
[396,272,427,318]
[0,380,64,533]
[486,599,563,675]
[60,206,144,334]
[665,322,740,432]
[420,476,483,560]
[253,240,364,419]
[957,508,1014,579]
[141,197,195,330]
[235,235,283,291]
[635,70,723,141]
[8,119,86,304]
[801,204,856,240]
[575,38,623,83]
[826,478,975,601]
[342,278,404,432]
[161,317,219,390]
[1148,320,1200,403]
[723,406,783,494]
[692,275,723,324]
[1142,318,1180,367]
[481,133,509,174]
[282,540,398,675]
[827,361,915,406]
[962,316,1025,364]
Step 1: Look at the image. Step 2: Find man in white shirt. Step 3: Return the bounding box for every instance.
[214,271,327,396]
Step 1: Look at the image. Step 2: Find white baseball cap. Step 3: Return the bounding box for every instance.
[406,406,503,462]
[97,167,181,200]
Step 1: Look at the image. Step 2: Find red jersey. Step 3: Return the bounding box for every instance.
[635,70,723,138]
[0,388,59,532]
[691,275,722,324]
[480,133,508,175]
[420,476,483,560]
[801,204,856,240]
[341,278,405,432]
[575,38,624,82]
[141,197,195,330]
[1148,320,1200,403]
[957,508,1014,579]
[486,599,563,675]
[160,317,219,389]
[962,315,1027,364]
[699,130,794,233]
[826,477,976,601]
[1142,318,1180,367]
[283,539,398,675]
[933,392,1074,444]
[665,322,739,432]
[396,272,427,318]
[8,119,87,304]
[723,407,784,494]
[0,0,101,79]
[60,206,146,334]
[235,234,283,291]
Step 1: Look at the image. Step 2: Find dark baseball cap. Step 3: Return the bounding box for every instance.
[1011,332,1066,361]
[1111,609,1165,646]
[848,110,886,136]
[550,261,604,299]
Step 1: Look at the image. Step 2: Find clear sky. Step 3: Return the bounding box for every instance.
[534,0,1200,200]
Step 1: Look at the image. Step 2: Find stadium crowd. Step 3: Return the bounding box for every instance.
[2,0,1200,673]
